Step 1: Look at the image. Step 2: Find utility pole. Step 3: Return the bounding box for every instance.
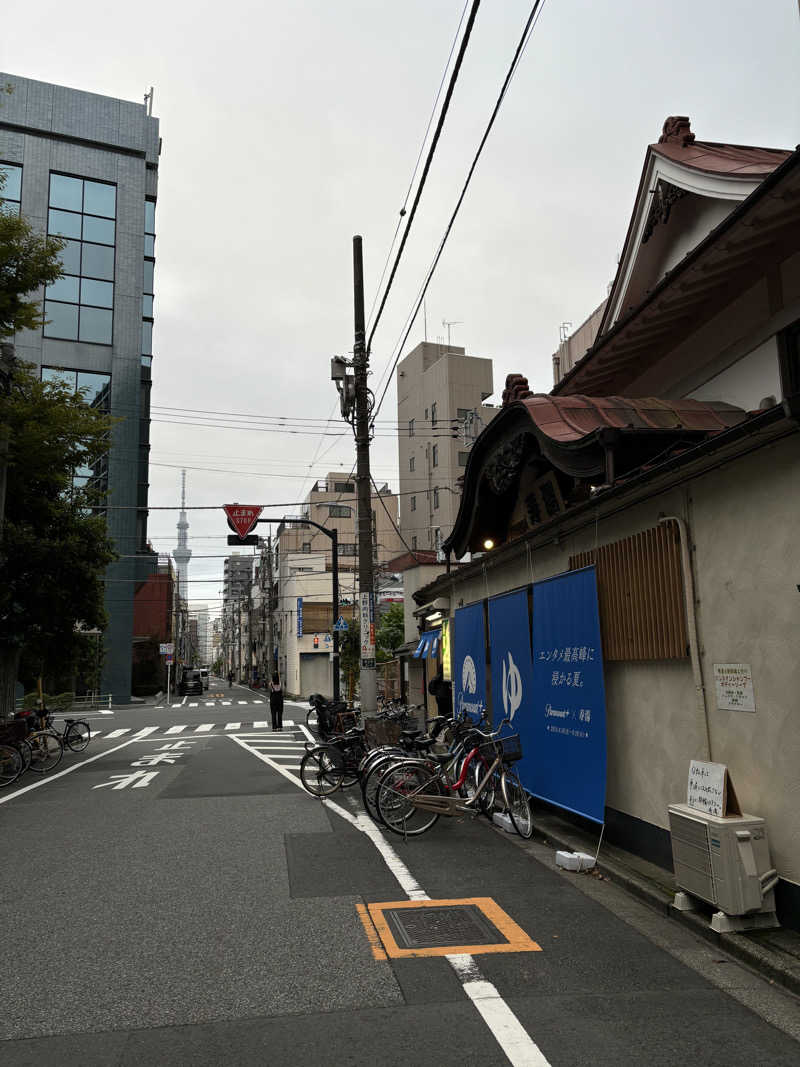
[352,235,377,719]
[266,534,276,679]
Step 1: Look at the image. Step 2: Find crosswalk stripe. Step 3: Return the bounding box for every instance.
[91,731,103,738]
[253,721,270,728]
[165,725,186,735]
[195,724,214,733]
[133,726,159,738]
[225,722,241,730]
[283,719,296,727]
[251,700,265,704]
[171,703,181,708]
[105,728,131,738]
[205,702,215,706]
[238,700,248,705]
[222,701,231,706]
[189,702,198,708]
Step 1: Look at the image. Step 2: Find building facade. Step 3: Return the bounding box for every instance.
[222,554,254,680]
[396,342,495,554]
[0,73,160,701]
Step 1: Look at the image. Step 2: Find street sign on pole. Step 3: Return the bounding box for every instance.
[333,616,349,632]
[359,591,375,668]
[223,504,263,539]
[159,643,174,655]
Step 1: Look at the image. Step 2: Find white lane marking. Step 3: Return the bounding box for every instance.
[195,723,214,733]
[189,702,198,708]
[104,729,131,739]
[165,725,186,735]
[100,710,114,715]
[237,700,248,705]
[132,726,159,738]
[222,701,231,706]
[299,722,316,745]
[224,722,241,730]
[253,720,270,728]
[92,731,103,738]
[205,702,215,707]
[0,739,138,805]
[230,737,549,1067]
[171,703,181,708]
[181,696,187,705]
[283,719,295,727]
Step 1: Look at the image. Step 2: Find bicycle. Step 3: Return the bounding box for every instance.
[300,727,368,797]
[375,719,533,839]
[0,742,23,787]
[9,710,64,774]
[39,711,91,753]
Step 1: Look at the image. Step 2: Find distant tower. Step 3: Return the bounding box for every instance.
[173,470,192,600]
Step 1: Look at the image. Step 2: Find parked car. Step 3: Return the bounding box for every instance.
[179,669,203,697]
[199,668,209,691]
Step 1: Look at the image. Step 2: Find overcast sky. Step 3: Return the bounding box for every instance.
[5,0,799,613]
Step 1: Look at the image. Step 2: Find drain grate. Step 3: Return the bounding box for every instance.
[384,904,507,950]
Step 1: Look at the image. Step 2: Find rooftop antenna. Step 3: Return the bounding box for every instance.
[559,322,572,343]
[442,319,462,347]
[144,87,154,116]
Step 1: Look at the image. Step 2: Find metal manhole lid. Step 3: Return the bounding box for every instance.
[383,904,508,950]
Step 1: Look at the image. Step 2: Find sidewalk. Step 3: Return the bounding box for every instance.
[522,806,800,998]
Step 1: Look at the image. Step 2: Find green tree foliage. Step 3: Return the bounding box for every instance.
[376,602,404,662]
[0,168,65,338]
[0,362,116,715]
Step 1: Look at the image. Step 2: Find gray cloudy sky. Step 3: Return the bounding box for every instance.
[6,0,799,613]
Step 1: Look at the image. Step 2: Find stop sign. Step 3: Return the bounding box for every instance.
[223,504,263,539]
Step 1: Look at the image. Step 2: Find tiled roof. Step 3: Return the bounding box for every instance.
[652,139,791,178]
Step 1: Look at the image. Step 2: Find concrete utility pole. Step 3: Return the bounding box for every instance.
[352,236,377,719]
[266,534,276,678]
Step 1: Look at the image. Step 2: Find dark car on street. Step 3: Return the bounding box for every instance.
[179,669,203,697]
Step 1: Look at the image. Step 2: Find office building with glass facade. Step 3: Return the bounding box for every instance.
[0,73,160,701]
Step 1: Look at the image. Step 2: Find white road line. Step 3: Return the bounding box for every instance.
[237,700,248,705]
[165,725,186,735]
[205,702,215,707]
[299,722,316,745]
[189,702,198,708]
[181,696,187,705]
[0,738,138,805]
[195,723,214,733]
[253,720,270,728]
[222,701,231,706]
[92,731,103,738]
[230,737,549,1067]
[133,726,159,738]
[171,703,181,708]
[224,722,241,730]
[105,729,131,739]
[283,719,295,727]
[100,710,114,715]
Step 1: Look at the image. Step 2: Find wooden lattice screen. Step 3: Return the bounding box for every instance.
[301,602,333,634]
[569,523,688,661]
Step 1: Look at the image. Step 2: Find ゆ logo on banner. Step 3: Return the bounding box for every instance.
[502,651,522,721]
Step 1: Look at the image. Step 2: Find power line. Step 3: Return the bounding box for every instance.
[366,0,482,358]
[371,0,549,423]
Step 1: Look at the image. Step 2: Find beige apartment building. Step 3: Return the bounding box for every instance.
[397,342,495,553]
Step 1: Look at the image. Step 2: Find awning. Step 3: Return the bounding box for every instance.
[412,630,440,659]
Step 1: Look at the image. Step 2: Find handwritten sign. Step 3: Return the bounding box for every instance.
[714,663,755,712]
[687,759,742,817]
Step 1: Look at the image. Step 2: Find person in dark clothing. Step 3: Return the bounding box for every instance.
[269,671,284,731]
[228,670,234,688]
[428,667,452,718]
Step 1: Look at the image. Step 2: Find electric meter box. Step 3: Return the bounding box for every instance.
[668,803,778,921]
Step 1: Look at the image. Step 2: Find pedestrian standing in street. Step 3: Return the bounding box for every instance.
[228,669,234,688]
[269,671,284,731]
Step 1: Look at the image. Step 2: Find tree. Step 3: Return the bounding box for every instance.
[376,602,405,663]
[0,362,115,718]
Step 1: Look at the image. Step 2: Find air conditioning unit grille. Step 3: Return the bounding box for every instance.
[669,811,715,904]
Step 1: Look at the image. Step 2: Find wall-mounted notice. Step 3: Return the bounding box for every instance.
[687,759,741,817]
[713,663,756,712]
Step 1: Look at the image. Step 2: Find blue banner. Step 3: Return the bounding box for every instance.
[530,566,607,823]
[488,589,534,738]
[453,602,487,722]
[296,597,303,638]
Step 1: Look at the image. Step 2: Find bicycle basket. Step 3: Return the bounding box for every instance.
[499,734,523,764]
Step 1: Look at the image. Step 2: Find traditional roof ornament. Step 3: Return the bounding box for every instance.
[501,373,534,407]
[658,116,695,147]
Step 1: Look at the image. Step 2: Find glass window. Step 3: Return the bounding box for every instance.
[0,199,20,217]
[83,180,116,218]
[458,451,470,466]
[141,355,152,368]
[143,260,154,293]
[338,543,357,556]
[412,536,417,550]
[431,402,437,427]
[82,215,115,245]
[329,504,351,518]
[410,495,416,512]
[333,481,354,493]
[48,208,81,239]
[81,243,114,280]
[408,418,414,437]
[1,163,22,201]
[46,275,80,304]
[142,320,153,355]
[81,278,113,308]
[409,455,415,472]
[433,488,440,509]
[58,239,81,275]
[144,234,155,257]
[144,200,156,234]
[77,371,111,409]
[44,302,79,340]
[432,444,438,467]
[457,407,471,421]
[79,306,113,345]
[49,174,82,212]
[42,366,78,389]
[142,294,153,318]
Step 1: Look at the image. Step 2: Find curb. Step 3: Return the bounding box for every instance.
[525,817,800,999]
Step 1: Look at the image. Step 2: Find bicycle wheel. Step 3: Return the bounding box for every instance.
[463,757,496,815]
[501,769,533,838]
[300,746,343,796]
[65,721,91,752]
[16,739,32,773]
[361,752,404,822]
[376,761,442,837]
[27,731,64,773]
[0,744,23,787]
[306,708,319,730]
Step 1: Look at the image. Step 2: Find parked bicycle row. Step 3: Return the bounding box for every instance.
[0,708,91,787]
[304,692,421,736]
[298,695,533,839]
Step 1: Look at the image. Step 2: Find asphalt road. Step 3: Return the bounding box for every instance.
[2,676,800,1065]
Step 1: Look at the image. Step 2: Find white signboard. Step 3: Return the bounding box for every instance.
[713,663,756,712]
[687,759,727,816]
[159,643,174,655]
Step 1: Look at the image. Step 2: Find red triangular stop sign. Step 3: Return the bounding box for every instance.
[223,504,263,538]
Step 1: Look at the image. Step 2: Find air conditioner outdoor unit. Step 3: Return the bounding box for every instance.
[667,803,779,933]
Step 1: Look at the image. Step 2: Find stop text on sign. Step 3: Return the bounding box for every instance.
[223,504,264,539]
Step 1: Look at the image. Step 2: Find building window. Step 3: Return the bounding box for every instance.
[458,451,470,466]
[434,528,442,553]
[410,495,416,512]
[431,401,437,427]
[409,455,415,472]
[372,509,377,544]
[301,542,311,553]
[457,407,472,421]
[333,481,354,493]
[338,543,357,556]
[0,162,22,215]
[411,536,417,550]
[143,199,156,359]
[329,504,351,518]
[432,444,438,467]
[408,418,415,437]
[433,488,440,509]
[424,408,428,420]
[45,173,116,345]
[40,367,111,496]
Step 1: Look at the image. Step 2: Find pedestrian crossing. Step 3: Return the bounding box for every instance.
[92,720,299,741]
[157,698,269,710]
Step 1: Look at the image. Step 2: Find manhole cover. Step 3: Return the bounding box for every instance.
[383,904,507,950]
